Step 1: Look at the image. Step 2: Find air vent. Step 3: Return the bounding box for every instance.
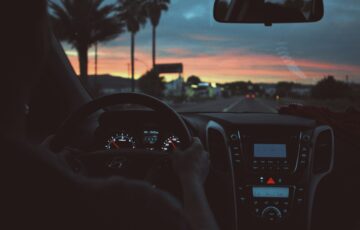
[208,128,230,173]
[313,130,333,174]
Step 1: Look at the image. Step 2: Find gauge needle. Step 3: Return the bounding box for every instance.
[170,141,177,150]
[111,141,120,149]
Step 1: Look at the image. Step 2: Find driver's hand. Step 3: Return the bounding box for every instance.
[171,138,210,185]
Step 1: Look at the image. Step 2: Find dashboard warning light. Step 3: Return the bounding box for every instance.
[267,177,276,185]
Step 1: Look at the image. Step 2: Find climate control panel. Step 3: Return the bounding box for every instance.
[229,128,313,228]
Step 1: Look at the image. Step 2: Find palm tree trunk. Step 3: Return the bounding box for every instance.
[131,32,135,92]
[78,45,88,84]
[152,25,156,68]
[95,42,98,77]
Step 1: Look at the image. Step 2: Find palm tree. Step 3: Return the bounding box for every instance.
[117,0,147,92]
[143,0,170,68]
[50,0,123,83]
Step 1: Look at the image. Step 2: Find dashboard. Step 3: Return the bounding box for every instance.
[84,110,337,230]
[184,113,334,230]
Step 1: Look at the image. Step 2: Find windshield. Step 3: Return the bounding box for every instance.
[49,0,360,113]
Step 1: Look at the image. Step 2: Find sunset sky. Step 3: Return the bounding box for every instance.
[61,0,360,84]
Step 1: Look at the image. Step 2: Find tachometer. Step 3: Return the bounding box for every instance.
[105,132,136,150]
[161,136,181,152]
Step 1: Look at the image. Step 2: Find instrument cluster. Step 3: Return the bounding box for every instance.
[95,111,183,152]
[102,130,181,152]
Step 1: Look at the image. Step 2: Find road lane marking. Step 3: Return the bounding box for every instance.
[256,99,278,113]
[223,98,245,112]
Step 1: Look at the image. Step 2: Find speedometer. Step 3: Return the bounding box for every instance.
[105,132,136,150]
[161,136,181,152]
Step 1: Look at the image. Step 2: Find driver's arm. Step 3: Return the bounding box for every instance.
[172,138,220,230]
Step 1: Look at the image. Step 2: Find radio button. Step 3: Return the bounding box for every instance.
[232,146,240,152]
[301,146,309,152]
[300,159,307,166]
[282,166,290,171]
[240,197,247,203]
[255,208,262,217]
[296,198,304,205]
[297,187,305,193]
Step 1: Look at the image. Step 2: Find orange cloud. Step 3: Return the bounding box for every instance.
[162,48,194,56]
[65,46,360,84]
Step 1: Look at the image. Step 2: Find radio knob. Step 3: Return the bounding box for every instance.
[302,134,311,142]
[261,206,282,223]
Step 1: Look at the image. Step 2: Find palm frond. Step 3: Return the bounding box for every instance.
[49,0,123,49]
[117,0,148,33]
[142,0,170,27]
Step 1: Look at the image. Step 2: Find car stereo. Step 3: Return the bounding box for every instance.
[240,132,306,174]
[229,129,312,226]
[253,144,287,159]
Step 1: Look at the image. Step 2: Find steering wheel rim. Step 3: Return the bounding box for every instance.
[51,93,192,152]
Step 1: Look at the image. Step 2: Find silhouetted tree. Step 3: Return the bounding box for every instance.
[276,82,295,97]
[138,69,165,98]
[117,0,147,92]
[143,0,170,68]
[222,81,249,95]
[187,75,201,85]
[50,0,123,83]
[312,76,350,99]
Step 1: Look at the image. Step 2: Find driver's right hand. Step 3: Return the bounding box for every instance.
[171,138,210,185]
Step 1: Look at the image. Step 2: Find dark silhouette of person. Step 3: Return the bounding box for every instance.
[0,1,219,230]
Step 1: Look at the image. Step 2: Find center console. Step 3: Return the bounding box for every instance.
[228,126,333,230]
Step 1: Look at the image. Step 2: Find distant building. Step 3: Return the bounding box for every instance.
[165,76,185,97]
[291,86,312,97]
[186,82,221,99]
[261,84,277,97]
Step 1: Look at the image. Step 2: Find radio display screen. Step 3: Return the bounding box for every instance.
[253,144,287,158]
[252,187,289,198]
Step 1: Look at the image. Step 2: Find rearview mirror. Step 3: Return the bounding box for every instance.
[214,0,324,26]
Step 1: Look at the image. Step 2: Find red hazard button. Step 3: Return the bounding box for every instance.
[266,177,276,185]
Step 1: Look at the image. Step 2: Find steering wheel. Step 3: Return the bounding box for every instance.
[50,93,192,184]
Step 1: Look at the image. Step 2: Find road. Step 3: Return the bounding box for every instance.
[172,96,280,113]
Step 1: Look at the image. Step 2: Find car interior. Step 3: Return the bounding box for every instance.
[2,0,360,230]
